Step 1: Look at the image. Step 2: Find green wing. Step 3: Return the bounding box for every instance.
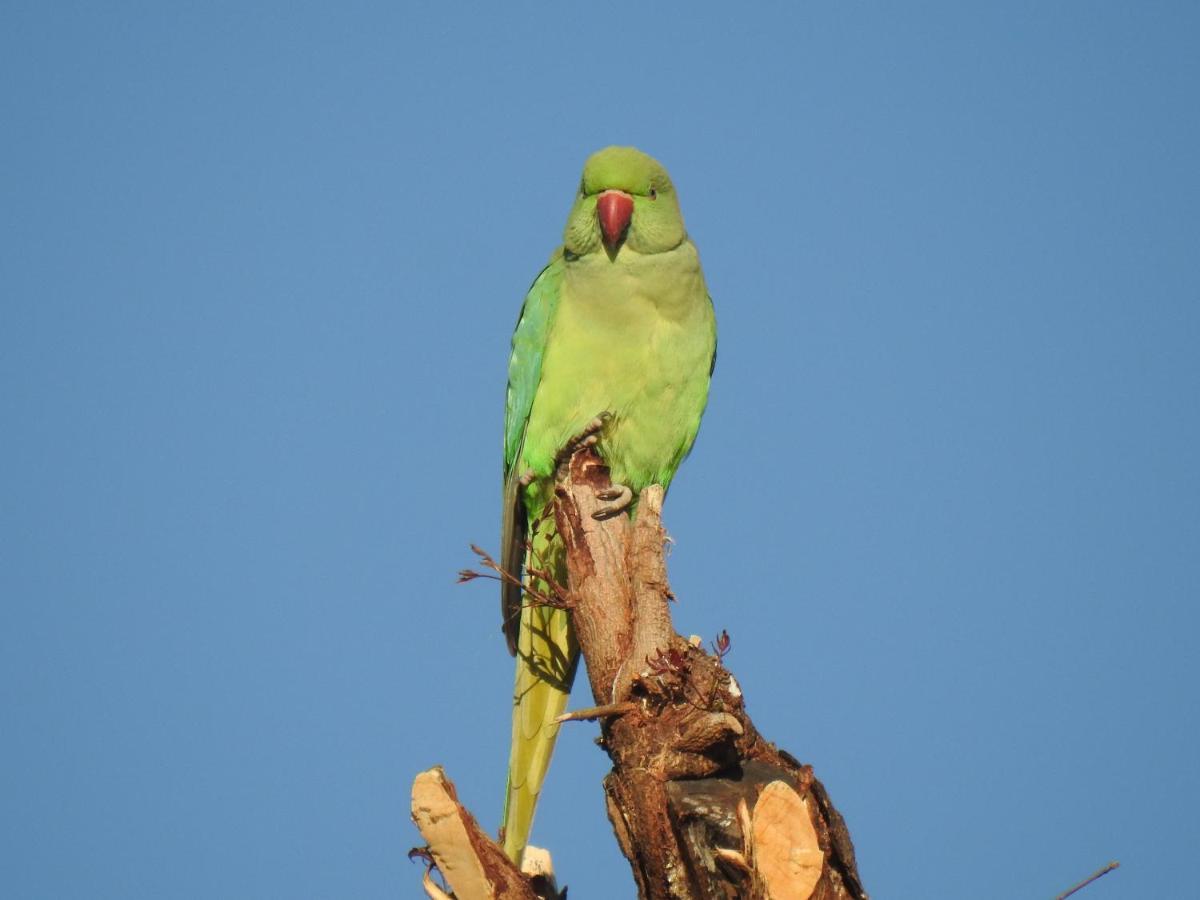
[501,258,564,652]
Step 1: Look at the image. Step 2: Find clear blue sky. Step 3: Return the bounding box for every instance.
[3,3,1197,897]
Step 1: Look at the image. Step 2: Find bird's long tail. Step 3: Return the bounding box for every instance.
[501,529,578,865]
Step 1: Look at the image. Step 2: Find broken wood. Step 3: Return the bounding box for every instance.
[414,446,867,898]
[552,448,866,899]
[410,767,560,900]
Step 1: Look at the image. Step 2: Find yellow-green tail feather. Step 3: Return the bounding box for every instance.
[501,512,578,865]
[502,601,577,863]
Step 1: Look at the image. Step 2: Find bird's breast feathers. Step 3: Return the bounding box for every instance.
[519,240,715,488]
[562,240,707,324]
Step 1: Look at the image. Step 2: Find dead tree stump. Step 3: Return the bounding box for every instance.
[411,447,867,900]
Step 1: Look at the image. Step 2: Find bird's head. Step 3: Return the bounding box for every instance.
[563,146,686,260]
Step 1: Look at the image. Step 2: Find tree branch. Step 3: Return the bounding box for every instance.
[552,447,866,899]
[414,446,868,898]
[410,767,560,900]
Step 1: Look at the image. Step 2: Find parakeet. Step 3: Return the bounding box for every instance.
[500,146,717,863]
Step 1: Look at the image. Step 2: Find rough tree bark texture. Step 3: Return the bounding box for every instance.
[411,447,867,900]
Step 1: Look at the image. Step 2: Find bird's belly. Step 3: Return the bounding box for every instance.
[521,257,713,491]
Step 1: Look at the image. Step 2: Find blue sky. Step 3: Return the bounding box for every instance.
[2,2,1197,897]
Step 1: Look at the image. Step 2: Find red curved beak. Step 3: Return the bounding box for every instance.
[596,190,634,252]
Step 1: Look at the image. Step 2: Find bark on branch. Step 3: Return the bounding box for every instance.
[412,447,868,899]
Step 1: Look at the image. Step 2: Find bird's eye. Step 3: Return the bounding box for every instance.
[648,188,658,200]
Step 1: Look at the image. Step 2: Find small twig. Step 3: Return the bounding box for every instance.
[523,563,573,608]
[458,544,572,610]
[1054,860,1119,900]
[710,629,732,661]
[555,701,638,723]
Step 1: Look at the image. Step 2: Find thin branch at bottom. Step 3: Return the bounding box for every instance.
[555,701,637,723]
[1054,861,1119,900]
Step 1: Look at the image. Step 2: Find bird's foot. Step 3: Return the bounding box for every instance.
[554,412,612,473]
[592,483,633,520]
[552,412,631,517]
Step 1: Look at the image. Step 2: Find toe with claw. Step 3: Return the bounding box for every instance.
[592,483,633,520]
[555,412,612,473]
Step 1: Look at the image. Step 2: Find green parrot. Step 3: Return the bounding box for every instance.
[500,146,717,863]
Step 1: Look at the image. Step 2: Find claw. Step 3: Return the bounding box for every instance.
[555,412,613,470]
[592,483,633,520]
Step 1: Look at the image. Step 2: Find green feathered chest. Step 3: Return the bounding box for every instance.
[519,241,716,494]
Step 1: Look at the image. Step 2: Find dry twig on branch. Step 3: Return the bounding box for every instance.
[412,446,867,899]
